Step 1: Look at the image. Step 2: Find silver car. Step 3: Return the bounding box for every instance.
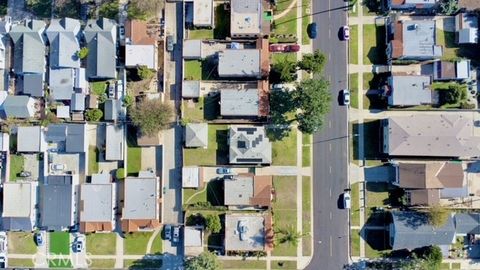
[172,226,180,243]
[164,225,172,240]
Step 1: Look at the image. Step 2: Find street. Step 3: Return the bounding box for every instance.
[306,0,350,269]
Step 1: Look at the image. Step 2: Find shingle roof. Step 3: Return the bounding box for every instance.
[229,126,272,164]
[398,162,465,189]
[455,213,480,234]
[71,93,85,111]
[84,18,117,79]
[17,126,45,152]
[9,19,46,74]
[40,175,74,230]
[2,95,35,118]
[45,18,81,68]
[49,68,74,100]
[185,123,208,148]
[22,73,43,97]
[65,123,87,153]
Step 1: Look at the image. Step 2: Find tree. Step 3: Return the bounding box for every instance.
[77,47,89,59]
[268,89,294,140]
[293,78,332,134]
[185,251,220,270]
[127,0,162,21]
[204,214,221,233]
[421,246,443,270]
[440,0,459,15]
[129,98,173,137]
[271,57,297,83]
[85,108,103,122]
[137,65,155,80]
[98,0,119,19]
[116,168,125,179]
[26,0,51,18]
[297,50,327,74]
[123,95,134,108]
[275,226,307,247]
[426,205,450,227]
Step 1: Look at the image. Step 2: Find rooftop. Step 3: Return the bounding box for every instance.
[84,18,117,79]
[225,214,266,251]
[45,18,81,69]
[125,44,156,69]
[2,182,37,218]
[49,68,74,100]
[231,0,262,36]
[17,126,46,152]
[182,167,203,188]
[40,175,75,230]
[123,176,159,220]
[105,124,124,161]
[224,174,272,207]
[9,19,46,74]
[229,126,272,164]
[398,162,465,189]
[80,183,114,222]
[388,75,432,106]
[218,49,260,78]
[2,95,35,118]
[391,20,442,59]
[221,89,259,117]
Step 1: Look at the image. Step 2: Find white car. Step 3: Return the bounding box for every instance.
[0,232,7,254]
[342,26,350,40]
[342,89,350,106]
[343,192,351,209]
[50,163,65,172]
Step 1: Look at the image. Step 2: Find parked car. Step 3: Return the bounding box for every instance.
[307,22,317,39]
[50,163,65,172]
[343,192,351,209]
[164,225,172,240]
[35,232,44,246]
[172,226,180,243]
[224,175,234,180]
[108,84,115,99]
[0,232,7,254]
[0,256,7,268]
[284,44,300,52]
[216,167,232,174]
[238,221,247,241]
[269,44,284,52]
[19,171,31,177]
[166,35,175,52]
[342,89,350,106]
[342,25,350,40]
[119,25,125,40]
[73,235,85,253]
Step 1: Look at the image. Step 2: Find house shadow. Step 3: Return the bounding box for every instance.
[126,252,163,269]
[364,166,394,183]
[215,129,229,165]
[206,178,224,206]
[365,25,387,65]
[203,93,220,120]
[351,121,386,161]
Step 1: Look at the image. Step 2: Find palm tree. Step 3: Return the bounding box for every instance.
[275,226,309,247]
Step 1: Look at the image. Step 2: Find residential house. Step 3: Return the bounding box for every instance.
[17,126,46,152]
[389,211,455,250]
[105,124,124,161]
[71,93,85,112]
[432,60,471,81]
[185,123,208,148]
[382,114,480,158]
[45,124,88,153]
[39,175,78,231]
[20,73,43,97]
[2,182,38,231]
[229,126,272,164]
[385,75,432,107]
[386,19,443,61]
[74,68,88,93]
[2,95,36,118]
[184,226,204,256]
[392,162,467,205]
[455,13,478,44]
[45,18,81,69]
[49,68,75,100]
[0,132,8,152]
[383,0,439,12]
[0,17,12,92]
[455,213,480,235]
[121,172,161,232]
[218,49,261,78]
[79,173,115,232]
[230,0,270,38]
[56,105,70,119]
[224,174,272,209]
[9,19,46,75]
[185,0,214,28]
[84,18,117,79]
[182,167,204,189]
[224,213,273,252]
[124,20,157,70]
[182,80,200,98]
[220,88,269,118]
[104,99,124,121]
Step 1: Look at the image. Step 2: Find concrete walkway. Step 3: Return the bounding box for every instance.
[114,233,124,269]
[146,227,162,254]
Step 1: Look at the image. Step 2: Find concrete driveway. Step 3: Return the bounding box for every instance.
[364,165,395,183]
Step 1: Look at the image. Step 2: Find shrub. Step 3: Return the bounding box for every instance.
[85,108,103,122]
[77,47,89,59]
[137,65,155,80]
[116,168,125,179]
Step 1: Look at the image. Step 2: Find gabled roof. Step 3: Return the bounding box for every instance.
[84,18,117,79]
[65,124,87,153]
[9,19,46,74]
[71,93,85,111]
[49,68,74,100]
[45,18,81,68]
[104,99,123,121]
[390,211,455,250]
[124,20,156,45]
[224,174,272,207]
[2,95,35,118]
[185,123,208,148]
[455,213,480,235]
[40,175,75,230]
[20,73,43,97]
[17,126,46,152]
[406,189,440,206]
[398,162,465,189]
[229,126,272,164]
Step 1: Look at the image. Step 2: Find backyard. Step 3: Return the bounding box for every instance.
[188,29,213,40]
[86,233,116,255]
[182,95,220,122]
[9,154,24,181]
[90,81,108,96]
[88,146,99,175]
[184,59,217,81]
[436,29,458,61]
[272,176,297,257]
[183,124,229,166]
[126,126,141,176]
[49,232,70,255]
[271,129,297,166]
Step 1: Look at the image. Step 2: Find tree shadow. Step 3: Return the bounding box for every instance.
[214,5,230,39]
[206,178,224,206]
[127,252,163,269]
[203,93,220,121]
[366,25,387,65]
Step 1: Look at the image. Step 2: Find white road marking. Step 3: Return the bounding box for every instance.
[329,188,332,197]
[329,143,332,152]
[329,120,332,128]
[330,236,333,256]
[329,166,332,174]
[330,212,333,220]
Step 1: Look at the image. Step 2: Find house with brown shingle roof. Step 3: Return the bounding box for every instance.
[384,0,439,12]
[224,173,272,209]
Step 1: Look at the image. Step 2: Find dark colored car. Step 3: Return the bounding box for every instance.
[166,35,175,52]
[284,44,300,52]
[269,44,284,52]
[307,22,317,39]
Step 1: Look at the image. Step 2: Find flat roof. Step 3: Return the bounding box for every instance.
[125,44,155,69]
[224,176,254,205]
[231,0,261,35]
[193,0,213,26]
[402,20,442,58]
[3,182,36,217]
[221,89,259,117]
[182,167,200,188]
[218,49,260,78]
[225,214,265,251]
[389,75,432,106]
[80,183,114,222]
[123,177,159,220]
[105,124,124,161]
[184,226,203,247]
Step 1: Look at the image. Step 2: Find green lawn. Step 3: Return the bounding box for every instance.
[302,145,311,167]
[272,0,297,37]
[90,259,116,269]
[88,146,99,175]
[302,176,312,256]
[271,260,297,269]
[302,133,311,144]
[49,232,70,255]
[363,72,374,90]
[182,95,219,122]
[271,53,297,65]
[90,82,108,96]
[366,183,389,208]
[220,260,267,269]
[124,232,154,255]
[184,60,202,81]
[127,146,141,176]
[8,258,34,268]
[9,154,24,181]
[350,183,361,227]
[452,263,461,269]
[86,233,116,255]
[183,187,207,205]
[351,229,360,257]
[272,176,297,257]
[349,73,359,108]
[271,129,297,166]
[302,0,311,45]
[348,0,358,16]
[184,124,229,166]
[49,259,73,268]
[188,29,213,40]
[349,25,358,64]
[436,29,458,61]
[8,232,37,254]
[363,25,386,65]
[151,232,163,253]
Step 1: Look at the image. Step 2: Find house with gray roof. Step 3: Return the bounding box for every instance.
[455,13,478,44]
[2,95,35,118]
[225,214,269,251]
[104,99,124,121]
[229,126,272,164]
[49,68,74,100]
[389,211,455,250]
[384,0,439,11]
[74,68,88,93]
[9,19,46,75]
[121,173,161,232]
[185,0,214,28]
[382,114,480,158]
[45,18,81,69]
[17,126,46,152]
[182,80,200,98]
[221,88,260,117]
[2,182,38,231]
[0,132,8,152]
[0,16,11,70]
[432,60,471,81]
[185,123,208,148]
[71,93,85,112]
[84,18,117,79]
[20,73,43,97]
[386,75,432,107]
[218,49,260,78]
[183,40,202,60]
[455,213,480,235]
[105,124,124,161]
[39,175,78,231]
[230,0,269,38]
[45,124,88,153]
[80,181,115,233]
[387,19,443,61]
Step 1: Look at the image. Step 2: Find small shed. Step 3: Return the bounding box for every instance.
[182,166,204,189]
[182,80,201,98]
[56,105,70,118]
[183,40,202,59]
[185,123,208,148]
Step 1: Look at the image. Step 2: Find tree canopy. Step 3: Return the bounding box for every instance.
[98,0,119,19]
[185,251,220,270]
[297,50,327,74]
[85,108,103,122]
[440,0,459,15]
[137,65,155,80]
[425,205,450,227]
[204,214,222,233]
[77,47,89,59]
[271,57,297,83]
[127,0,162,21]
[129,98,173,137]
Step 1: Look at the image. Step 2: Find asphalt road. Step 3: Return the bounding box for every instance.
[306,0,350,269]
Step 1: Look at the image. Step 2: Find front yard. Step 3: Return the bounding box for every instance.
[363,25,386,65]
[183,124,229,166]
[271,129,297,166]
[272,176,298,257]
[350,183,361,227]
[86,233,116,255]
[90,259,116,269]
[349,25,359,65]
[124,232,155,255]
[220,260,267,269]
[272,0,297,38]
[8,232,37,254]
[49,232,70,255]
[8,259,34,268]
